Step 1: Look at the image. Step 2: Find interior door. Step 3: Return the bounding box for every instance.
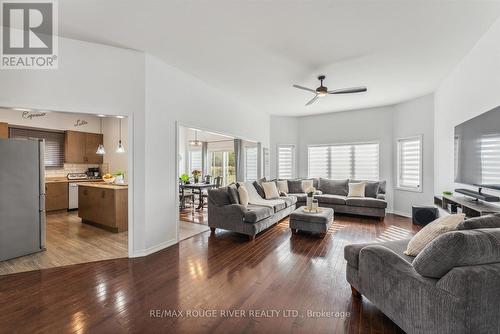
[0,139,42,261]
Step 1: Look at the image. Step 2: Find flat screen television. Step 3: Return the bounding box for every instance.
[454,105,500,191]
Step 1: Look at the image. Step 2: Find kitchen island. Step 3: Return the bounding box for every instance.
[78,182,128,232]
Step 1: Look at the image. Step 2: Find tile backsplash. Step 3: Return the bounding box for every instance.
[45,163,104,177]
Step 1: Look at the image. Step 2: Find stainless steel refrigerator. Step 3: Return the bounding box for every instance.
[0,138,46,261]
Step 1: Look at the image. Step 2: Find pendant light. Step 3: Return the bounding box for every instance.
[116,117,125,153]
[189,130,202,146]
[96,117,106,155]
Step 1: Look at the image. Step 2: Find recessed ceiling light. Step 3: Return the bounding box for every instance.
[116,115,125,119]
[13,108,32,112]
[97,114,106,117]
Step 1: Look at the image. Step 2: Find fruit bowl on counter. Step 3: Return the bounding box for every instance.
[102,173,116,184]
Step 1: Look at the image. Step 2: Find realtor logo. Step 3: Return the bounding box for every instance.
[1,0,58,69]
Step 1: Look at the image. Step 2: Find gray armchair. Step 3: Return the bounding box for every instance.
[345,223,500,334]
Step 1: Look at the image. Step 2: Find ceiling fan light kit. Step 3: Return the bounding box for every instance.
[293,75,367,106]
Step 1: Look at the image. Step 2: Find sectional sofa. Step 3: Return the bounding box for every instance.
[286,178,387,219]
[207,177,387,240]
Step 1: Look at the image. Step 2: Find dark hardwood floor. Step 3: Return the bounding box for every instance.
[0,213,418,334]
[180,207,208,225]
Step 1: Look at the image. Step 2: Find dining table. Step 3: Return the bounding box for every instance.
[180,183,216,209]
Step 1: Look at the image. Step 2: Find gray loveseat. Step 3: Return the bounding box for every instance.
[344,214,500,334]
[208,186,297,240]
[286,178,387,219]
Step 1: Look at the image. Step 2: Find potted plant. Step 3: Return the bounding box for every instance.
[180,173,190,184]
[192,169,201,184]
[306,186,316,210]
[114,170,125,184]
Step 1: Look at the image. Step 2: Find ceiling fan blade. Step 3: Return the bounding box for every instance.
[305,95,319,106]
[328,87,367,94]
[293,84,316,93]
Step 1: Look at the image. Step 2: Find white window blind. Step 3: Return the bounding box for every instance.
[308,143,379,180]
[277,145,295,179]
[480,135,500,186]
[9,127,64,168]
[245,146,258,181]
[397,137,422,190]
[188,150,202,173]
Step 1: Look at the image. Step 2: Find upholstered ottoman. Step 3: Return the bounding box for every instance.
[289,207,334,237]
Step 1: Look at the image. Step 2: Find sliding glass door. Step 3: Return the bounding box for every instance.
[209,151,236,185]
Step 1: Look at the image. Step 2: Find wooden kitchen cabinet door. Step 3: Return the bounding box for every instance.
[84,133,103,164]
[45,182,69,212]
[0,122,8,139]
[65,131,86,163]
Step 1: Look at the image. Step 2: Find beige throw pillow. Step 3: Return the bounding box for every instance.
[262,181,280,199]
[238,185,249,206]
[302,179,314,193]
[348,182,365,197]
[276,180,289,194]
[404,213,466,256]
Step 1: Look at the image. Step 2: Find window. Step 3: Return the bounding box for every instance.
[397,136,422,191]
[188,150,202,173]
[277,145,295,179]
[308,142,379,180]
[244,146,258,181]
[9,127,64,168]
[209,150,236,185]
[480,134,500,186]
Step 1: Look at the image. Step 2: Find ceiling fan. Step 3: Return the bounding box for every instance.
[293,75,367,106]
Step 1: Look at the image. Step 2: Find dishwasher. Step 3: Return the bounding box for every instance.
[67,173,88,210]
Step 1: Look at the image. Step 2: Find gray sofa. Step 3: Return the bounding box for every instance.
[208,186,297,240]
[344,214,500,334]
[286,178,387,219]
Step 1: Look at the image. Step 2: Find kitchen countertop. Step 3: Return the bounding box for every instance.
[77,182,128,190]
[45,177,104,184]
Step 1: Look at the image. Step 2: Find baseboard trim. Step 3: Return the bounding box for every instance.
[390,210,412,218]
[130,238,177,258]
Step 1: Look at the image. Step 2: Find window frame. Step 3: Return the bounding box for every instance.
[276,144,296,180]
[396,135,423,193]
[244,146,258,181]
[187,149,202,174]
[307,141,380,180]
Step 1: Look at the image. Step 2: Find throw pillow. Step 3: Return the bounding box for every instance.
[363,181,380,198]
[262,181,280,199]
[238,185,249,206]
[404,213,466,256]
[457,213,500,230]
[348,182,365,197]
[287,179,303,193]
[319,178,349,196]
[302,179,314,193]
[228,185,240,204]
[253,181,266,198]
[276,180,289,194]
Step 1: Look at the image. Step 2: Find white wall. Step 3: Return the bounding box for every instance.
[435,16,500,203]
[393,94,435,216]
[144,54,270,250]
[296,106,395,211]
[102,117,129,176]
[269,116,299,179]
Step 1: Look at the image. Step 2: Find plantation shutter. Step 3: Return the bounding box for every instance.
[277,145,294,179]
[245,146,258,181]
[398,137,421,189]
[9,127,64,168]
[480,135,500,186]
[308,143,379,180]
[189,150,202,173]
[308,146,329,178]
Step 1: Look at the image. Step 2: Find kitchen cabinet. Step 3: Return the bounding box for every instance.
[78,183,128,232]
[0,122,8,139]
[45,182,69,212]
[65,131,103,164]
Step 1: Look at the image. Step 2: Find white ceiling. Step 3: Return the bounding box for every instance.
[59,1,500,116]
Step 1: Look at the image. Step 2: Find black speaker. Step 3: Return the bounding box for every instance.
[412,206,439,226]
